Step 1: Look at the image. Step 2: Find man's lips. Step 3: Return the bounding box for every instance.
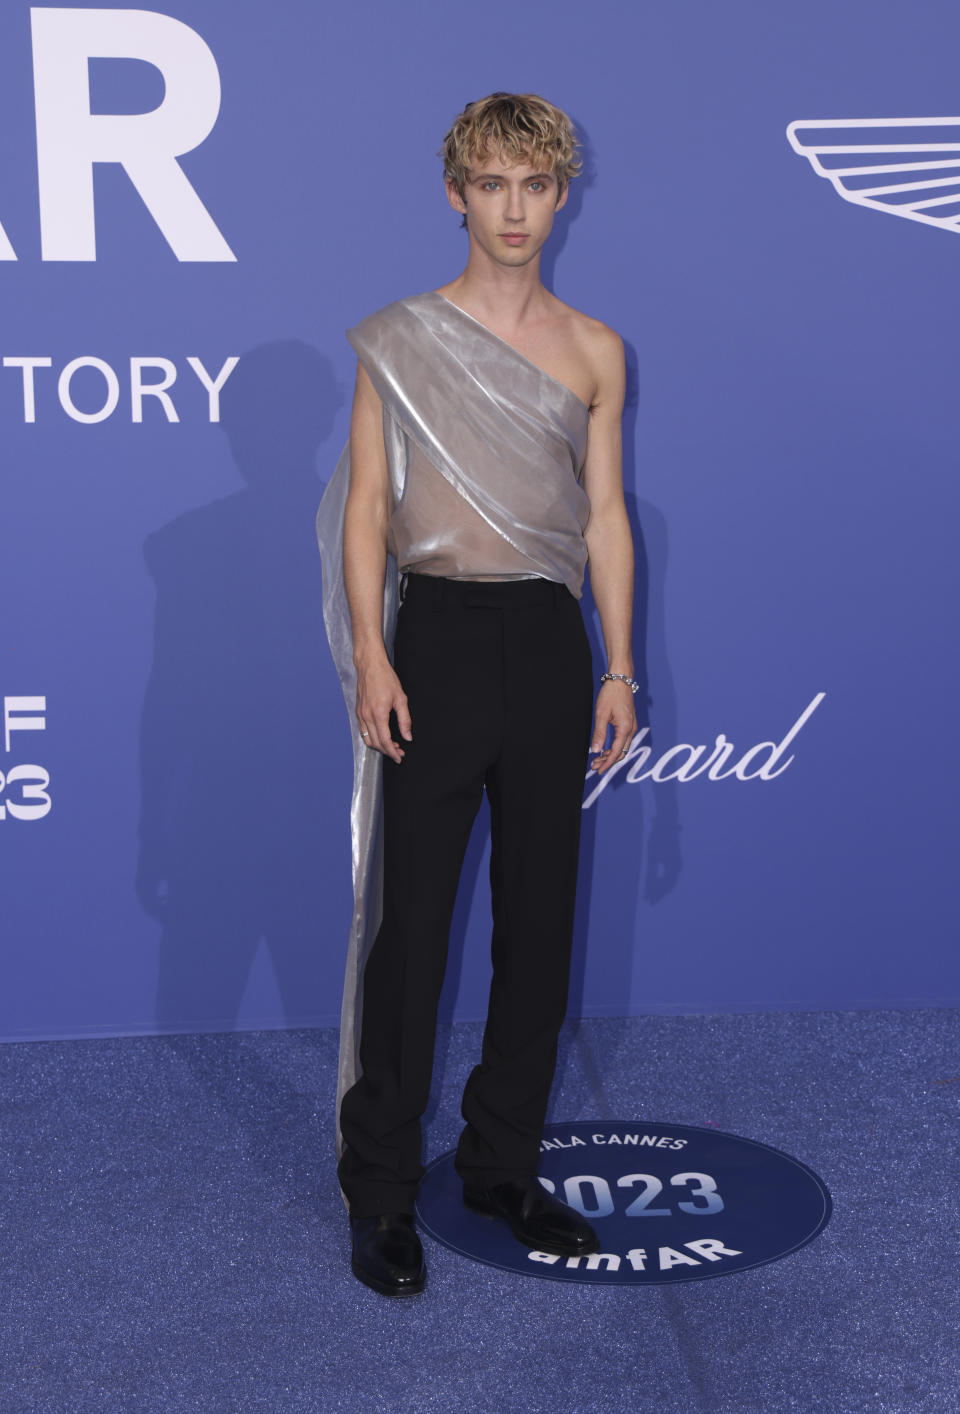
[500,233,529,244]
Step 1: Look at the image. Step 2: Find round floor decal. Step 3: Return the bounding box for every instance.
[415,1120,832,1284]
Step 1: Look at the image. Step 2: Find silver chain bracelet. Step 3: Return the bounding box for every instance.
[600,672,640,694]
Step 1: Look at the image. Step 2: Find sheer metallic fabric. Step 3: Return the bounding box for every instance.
[315,291,591,1174]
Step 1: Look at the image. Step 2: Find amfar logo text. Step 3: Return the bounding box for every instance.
[0,7,234,262]
[1,697,50,820]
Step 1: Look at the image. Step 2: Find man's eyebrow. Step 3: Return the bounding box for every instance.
[469,170,556,182]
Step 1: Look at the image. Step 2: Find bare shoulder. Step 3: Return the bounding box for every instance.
[547,295,624,407]
[547,292,620,349]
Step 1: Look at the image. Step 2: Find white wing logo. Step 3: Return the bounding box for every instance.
[787,118,960,235]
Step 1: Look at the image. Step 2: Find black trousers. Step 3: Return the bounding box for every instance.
[338,572,594,1217]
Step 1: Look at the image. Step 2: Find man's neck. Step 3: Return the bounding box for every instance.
[443,248,551,332]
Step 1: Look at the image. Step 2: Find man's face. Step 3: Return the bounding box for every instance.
[446,148,568,268]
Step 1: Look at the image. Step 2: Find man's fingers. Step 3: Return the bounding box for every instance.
[358,703,405,762]
[608,726,633,762]
[373,705,405,763]
[358,717,380,752]
[591,714,638,774]
[590,712,612,756]
[395,694,413,742]
[356,667,410,761]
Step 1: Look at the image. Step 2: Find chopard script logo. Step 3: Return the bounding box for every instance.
[583,692,825,809]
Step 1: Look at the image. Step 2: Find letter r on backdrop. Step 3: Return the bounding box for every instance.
[30,7,235,261]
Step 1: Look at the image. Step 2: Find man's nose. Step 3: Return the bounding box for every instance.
[504,187,525,221]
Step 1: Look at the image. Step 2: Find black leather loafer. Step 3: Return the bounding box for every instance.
[462,1176,600,1257]
[349,1213,426,1297]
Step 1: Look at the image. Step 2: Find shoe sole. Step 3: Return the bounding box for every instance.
[351,1257,426,1297]
[463,1194,600,1258]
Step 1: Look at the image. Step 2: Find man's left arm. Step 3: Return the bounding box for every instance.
[582,327,637,774]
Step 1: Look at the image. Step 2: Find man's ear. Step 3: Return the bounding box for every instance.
[555,184,569,212]
[445,179,468,217]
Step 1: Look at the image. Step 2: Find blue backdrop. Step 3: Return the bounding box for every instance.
[2,0,957,1041]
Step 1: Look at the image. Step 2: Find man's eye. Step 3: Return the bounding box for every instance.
[529,182,544,191]
[482,181,500,191]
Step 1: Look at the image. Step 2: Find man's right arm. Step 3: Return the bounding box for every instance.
[343,362,412,763]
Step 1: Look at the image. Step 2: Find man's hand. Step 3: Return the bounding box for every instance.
[589,679,637,773]
[356,654,413,764]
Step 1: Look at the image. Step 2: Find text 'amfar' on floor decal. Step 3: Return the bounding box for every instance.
[417,1121,831,1285]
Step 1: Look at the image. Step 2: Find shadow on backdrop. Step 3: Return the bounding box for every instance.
[538,111,592,296]
[137,341,344,1032]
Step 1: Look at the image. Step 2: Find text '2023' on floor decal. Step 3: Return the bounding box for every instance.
[416,1120,831,1285]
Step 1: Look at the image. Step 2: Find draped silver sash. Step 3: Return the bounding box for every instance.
[315,291,590,1169]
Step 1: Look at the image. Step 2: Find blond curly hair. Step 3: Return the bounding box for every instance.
[440,92,582,203]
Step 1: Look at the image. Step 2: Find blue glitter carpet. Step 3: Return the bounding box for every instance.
[0,1009,955,1413]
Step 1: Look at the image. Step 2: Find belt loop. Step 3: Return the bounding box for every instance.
[399,571,409,605]
[432,576,445,611]
[551,580,563,608]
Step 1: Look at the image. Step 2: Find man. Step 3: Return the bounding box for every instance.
[316,92,637,1297]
